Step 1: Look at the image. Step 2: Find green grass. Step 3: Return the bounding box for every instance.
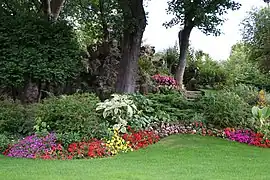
[1,135,270,180]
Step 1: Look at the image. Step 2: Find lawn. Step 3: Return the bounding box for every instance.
[1,135,270,180]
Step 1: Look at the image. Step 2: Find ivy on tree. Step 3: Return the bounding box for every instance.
[164,0,241,87]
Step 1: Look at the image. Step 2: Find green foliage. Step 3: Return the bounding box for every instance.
[33,117,50,137]
[164,0,241,36]
[64,0,123,47]
[96,94,138,133]
[224,42,270,88]
[196,57,227,88]
[225,84,258,105]
[56,132,82,148]
[242,7,270,72]
[162,44,179,74]
[252,106,270,128]
[130,94,157,130]
[199,91,251,128]
[36,93,103,137]
[0,15,82,89]
[0,100,35,135]
[185,50,227,88]
[0,134,11,153]
[146,92,200,122]
[251,106,270,138]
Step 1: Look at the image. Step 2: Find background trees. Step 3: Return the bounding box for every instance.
[164,0,241,87]
[0,0,269,100]
[242,7,270,73]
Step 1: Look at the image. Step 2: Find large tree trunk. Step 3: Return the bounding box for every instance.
[175,26,193,88]
[115,0,146,93]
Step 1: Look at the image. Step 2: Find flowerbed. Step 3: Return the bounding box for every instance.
[150,122,270,148]
[224,128,270,148]
[3,129,160,160]
[3,121,270,160]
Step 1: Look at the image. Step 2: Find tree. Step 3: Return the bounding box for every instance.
[164,0,241,88]
[62,0,123,47]
[242,7,270,72]
[115,0,147,93]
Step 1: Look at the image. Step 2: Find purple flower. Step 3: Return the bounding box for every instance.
[5,133,57,159]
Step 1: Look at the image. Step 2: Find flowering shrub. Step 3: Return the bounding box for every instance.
[152,74,179,92]
[122,127,160,150]
[106,130,132,155]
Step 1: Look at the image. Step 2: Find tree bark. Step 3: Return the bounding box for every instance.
[175,26,193,88]
[41,0,65,20]
[41,0,51,17]
[50,0,65,21]
[115,0,146,93]
[20,79,40,104]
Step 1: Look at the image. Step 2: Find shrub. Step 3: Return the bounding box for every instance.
[199,91,251,128]
[151,74,179,93]
[0,100,35,135]
[36,93,103,138]
[225,84,258,105]
[146,92,200,122]
[56,132,83,149]
[0,134,11,153]
[152,74,177,86]
[0,15,82,92]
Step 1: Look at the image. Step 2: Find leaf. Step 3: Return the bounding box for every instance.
[120,126,126,133]
[127,105,133,117]
[252,106,259,118]
[113,124,120,130]
[262,107,270,119]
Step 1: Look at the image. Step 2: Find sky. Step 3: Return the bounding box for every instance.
[143,0,267,61]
